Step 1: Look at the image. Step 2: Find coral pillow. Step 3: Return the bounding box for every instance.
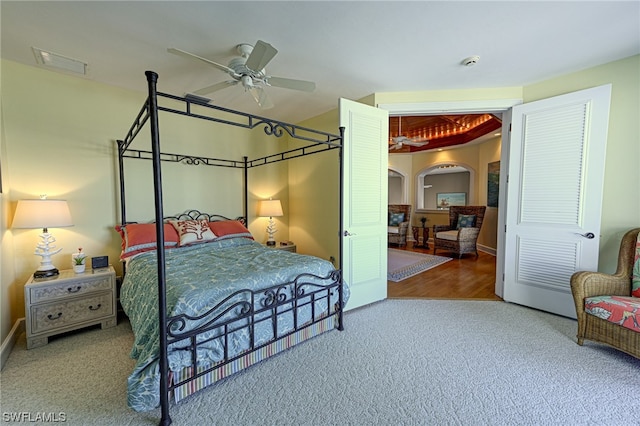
[169,219,217,246]
[208,220,254,240]
[115,223,180,259]
[632,231,640,298]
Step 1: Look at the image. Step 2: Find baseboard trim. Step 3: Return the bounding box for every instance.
[1,318,25,371]
[478,244,496,256]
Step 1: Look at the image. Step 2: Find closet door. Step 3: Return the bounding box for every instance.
[503,84,611,318]
[339,98,389,310]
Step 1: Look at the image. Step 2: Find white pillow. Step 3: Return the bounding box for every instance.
[169,219,217,246]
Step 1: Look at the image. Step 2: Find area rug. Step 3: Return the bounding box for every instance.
[387,248,451,282]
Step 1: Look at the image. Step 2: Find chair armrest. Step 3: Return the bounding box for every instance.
[398,222,409,235]
[570,271,631,300]
[433,225,453,233]
[457,227,480,241]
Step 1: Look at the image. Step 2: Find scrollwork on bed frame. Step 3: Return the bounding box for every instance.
[165,269,344,393]
[162,209,247,226]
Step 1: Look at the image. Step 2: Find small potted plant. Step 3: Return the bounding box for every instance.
[72,248,86,274]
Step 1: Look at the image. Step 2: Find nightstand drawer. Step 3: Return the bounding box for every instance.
[29,275,113,304]
[30,292,114,334]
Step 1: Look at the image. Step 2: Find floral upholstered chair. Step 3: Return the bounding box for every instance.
[432,206,486,258]
[570,228,640,359]
[388,204,411,247]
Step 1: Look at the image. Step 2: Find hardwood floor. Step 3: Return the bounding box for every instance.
[388,243,502,300]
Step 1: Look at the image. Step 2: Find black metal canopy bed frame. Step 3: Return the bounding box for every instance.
[117,71,345,425]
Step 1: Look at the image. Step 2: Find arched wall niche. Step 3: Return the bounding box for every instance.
[388,167,409,204]
[416,161,476,212]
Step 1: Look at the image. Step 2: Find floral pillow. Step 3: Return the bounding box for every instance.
[389,213,405,226]
[632,231,640,298]
[169,219,217,246]
[456,214,476,229]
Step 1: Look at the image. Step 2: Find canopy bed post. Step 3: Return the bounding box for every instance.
[117,140,127,225]
[145,70,172,426]
[243,156,248,222]
[337,126,345,331]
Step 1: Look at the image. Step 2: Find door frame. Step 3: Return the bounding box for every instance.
[378,99,522,297]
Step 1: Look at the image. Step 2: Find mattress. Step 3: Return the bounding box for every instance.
[120,237,348,411]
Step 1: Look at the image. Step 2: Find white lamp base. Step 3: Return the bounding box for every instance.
[265,217,278,246]
[33,231,62,278]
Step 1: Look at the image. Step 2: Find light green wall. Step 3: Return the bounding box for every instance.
[2,54,638,344]
[1,60,288,341]
[522,55,640,270]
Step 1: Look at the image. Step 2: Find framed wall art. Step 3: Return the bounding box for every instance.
[436,192,466,209]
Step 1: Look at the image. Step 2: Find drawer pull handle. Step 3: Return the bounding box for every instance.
[47,312,62,321]
[67,286,82,293]
[89,304,102,311]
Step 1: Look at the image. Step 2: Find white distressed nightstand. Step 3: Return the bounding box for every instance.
[264,243,297,253]
[24,266,117,349]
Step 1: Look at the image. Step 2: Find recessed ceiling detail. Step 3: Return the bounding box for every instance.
[388,114,502,153]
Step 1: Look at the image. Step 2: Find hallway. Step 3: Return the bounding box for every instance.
[387,245,501,300]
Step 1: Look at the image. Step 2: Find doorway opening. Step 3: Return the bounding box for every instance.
[380,98,522,299]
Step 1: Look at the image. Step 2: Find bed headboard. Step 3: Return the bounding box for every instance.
[163,209,247,226]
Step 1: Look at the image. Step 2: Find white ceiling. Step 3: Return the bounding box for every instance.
[2,1,639,124]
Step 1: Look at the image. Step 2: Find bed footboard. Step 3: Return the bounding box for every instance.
[163,270,344,398]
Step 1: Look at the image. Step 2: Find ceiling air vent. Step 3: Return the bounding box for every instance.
[32,47,88,75]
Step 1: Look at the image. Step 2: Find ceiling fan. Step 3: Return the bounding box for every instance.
[168,40,316,109]
[389,116,429,150]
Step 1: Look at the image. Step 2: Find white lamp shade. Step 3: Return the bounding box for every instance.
[258,199,283,217]
[12,199,73,229]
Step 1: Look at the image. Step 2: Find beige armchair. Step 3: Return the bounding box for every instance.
[388,204,411,247]
[433,206,486,258]
[570,228,639,359]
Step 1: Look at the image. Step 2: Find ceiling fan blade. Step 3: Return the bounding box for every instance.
[168,48,236,75]
[248,86,274,109]
[267,76,316,92]
[244,40,278,71]
[192,80,238,96]
[393,135,428,146]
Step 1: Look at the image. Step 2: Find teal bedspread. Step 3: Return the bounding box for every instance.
[120,237,347,411]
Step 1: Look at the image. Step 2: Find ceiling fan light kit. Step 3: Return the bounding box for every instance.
[390,116,429,150]
[168,40,316,109]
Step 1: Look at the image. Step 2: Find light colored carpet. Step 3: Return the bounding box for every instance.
[1,300,639,425]
[388,248,452,282]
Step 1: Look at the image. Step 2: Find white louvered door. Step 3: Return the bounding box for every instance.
[503,85,611,318]
[339,98,389,310]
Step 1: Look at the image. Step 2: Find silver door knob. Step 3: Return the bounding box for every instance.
[343,230,356,237]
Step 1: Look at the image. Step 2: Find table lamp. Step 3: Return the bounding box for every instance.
[12,196,73,278]
[258,199,283,246]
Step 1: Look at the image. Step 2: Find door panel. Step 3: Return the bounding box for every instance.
[339,98,389,310]
[503,85,611,318]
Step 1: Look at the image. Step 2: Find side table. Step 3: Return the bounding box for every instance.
[412,226,430,248]
[24,266,117,349]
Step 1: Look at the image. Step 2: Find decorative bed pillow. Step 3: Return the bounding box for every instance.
[170,219,217,246]
[389,213,405,226]
[209,220,254,240]
[456,214,476,229]
[115,223,180,259]
[632,231,640,298]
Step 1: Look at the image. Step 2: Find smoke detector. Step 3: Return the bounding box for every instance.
[462,55,480,67]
